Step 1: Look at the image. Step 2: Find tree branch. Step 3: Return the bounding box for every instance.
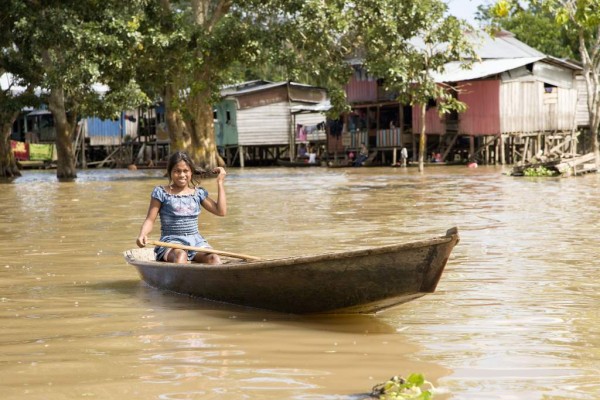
[207,0,232,31]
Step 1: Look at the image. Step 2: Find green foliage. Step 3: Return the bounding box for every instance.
[135,0,354,111]
[502,10,577,59]
[355,0,476,116]
[484,0,599,61]
[3,0,480,124]
[523,165,558,176]
[130,0,359,162]
[3,0,149,118]
[477,2,578,59]
[350,0,476,170]
[372,374,435,400]
[2,0,495,171]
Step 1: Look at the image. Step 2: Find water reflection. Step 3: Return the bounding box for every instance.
[1,166,599,399]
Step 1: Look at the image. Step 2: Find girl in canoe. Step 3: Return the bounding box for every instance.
[136,151,227,264]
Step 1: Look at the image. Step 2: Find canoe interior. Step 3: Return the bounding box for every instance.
[124,227,459,314]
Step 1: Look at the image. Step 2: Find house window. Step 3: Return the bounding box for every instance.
[544,83,556,94]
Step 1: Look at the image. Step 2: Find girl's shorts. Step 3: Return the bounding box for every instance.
[154,233,210,262]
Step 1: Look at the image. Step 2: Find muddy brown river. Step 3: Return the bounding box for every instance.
[1,165,598,399]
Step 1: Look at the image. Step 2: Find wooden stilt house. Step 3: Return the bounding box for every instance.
[425,30,586,165]
[340,30,588,166]
[337,61,413,165]
[214,80,328,166]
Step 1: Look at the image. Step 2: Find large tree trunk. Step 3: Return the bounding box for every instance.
[186,89,224,169]
[418,104,427,173]
[184,1,229,168]
[48,87,77,181]
[164,83,188,152]
[0,113,21,178]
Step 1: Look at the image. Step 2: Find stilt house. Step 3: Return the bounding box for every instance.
[214,80,328,166]
[340,30,588,165]
[423,30,586,164]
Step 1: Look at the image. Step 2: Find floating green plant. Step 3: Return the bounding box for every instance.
[523,165,557,176]
[371,373,435,400]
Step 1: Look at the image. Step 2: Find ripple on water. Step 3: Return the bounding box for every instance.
[1,166,600,399]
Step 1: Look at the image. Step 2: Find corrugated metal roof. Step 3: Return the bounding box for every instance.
[543,56,582,71]
[27,109,52,116]
[467,30,546,59]
[221,80,323,97]
[290,100,332,113]
[429,31,587,83]
[433,57,543,82]
[347,30,566,84]
[220,80,275,96]
[407,30,545,60]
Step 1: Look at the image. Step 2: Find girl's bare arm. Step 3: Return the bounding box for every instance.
[136,198,161,247]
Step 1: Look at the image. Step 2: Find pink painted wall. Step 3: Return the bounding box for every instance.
[457,80,501,136]
[345,76,378,103]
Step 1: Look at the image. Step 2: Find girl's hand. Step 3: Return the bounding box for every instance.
[136,236,147,248]
[213,167,226,181]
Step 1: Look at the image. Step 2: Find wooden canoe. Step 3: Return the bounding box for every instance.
[123,227,459,314]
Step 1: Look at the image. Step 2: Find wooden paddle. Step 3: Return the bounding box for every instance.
[146,240,262,262]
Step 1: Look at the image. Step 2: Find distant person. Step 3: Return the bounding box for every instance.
[400,147,408,167]
[308,145,317,164]
[298,143,308,158]
[319,145,328,162]
[354,142,369,167]
[136,151,227,264]
[348,151,355,165]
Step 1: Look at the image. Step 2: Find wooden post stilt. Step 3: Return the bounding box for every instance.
[500,134,505,165]
[469,136,475,160]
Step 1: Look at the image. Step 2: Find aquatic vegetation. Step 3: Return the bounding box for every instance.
[523,165,557,176]
[371,373,435,399]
